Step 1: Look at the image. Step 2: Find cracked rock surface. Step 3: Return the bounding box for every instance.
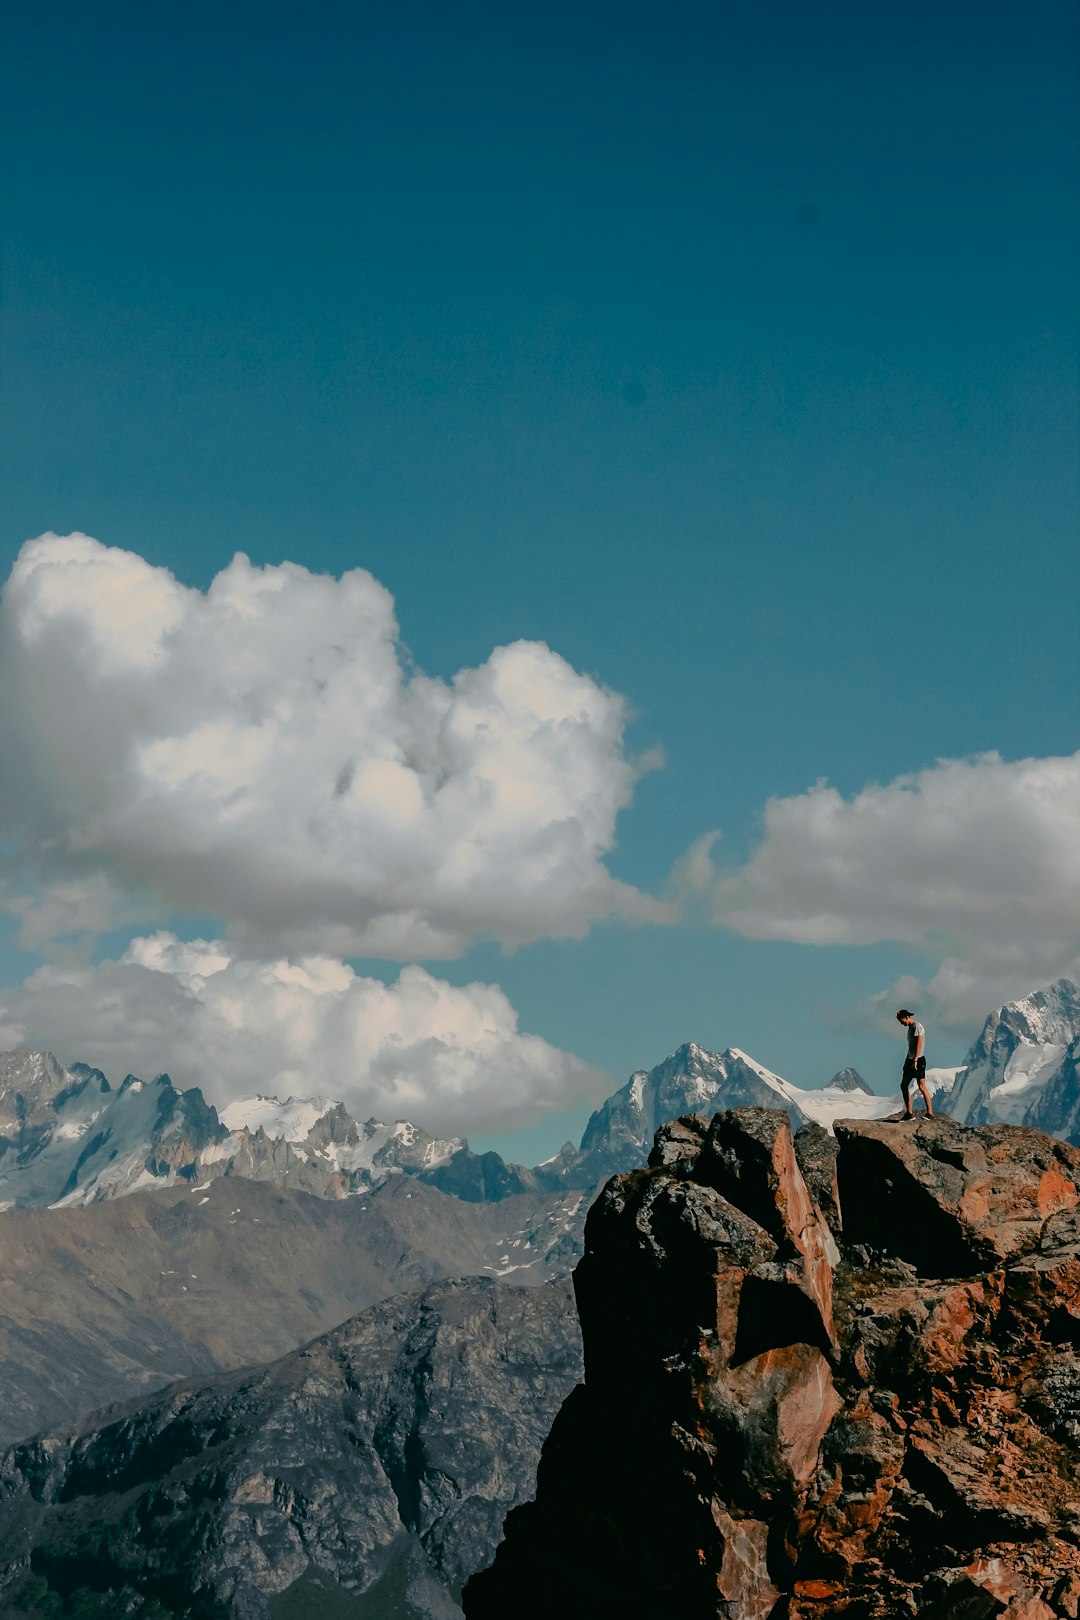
[464,1109,1080,1620]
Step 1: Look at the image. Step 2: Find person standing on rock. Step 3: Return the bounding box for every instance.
[896,1009,934,1119]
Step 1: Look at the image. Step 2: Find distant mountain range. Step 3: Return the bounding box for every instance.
[3,980,1078,1222]
[0,1051,470,1210]
[5,980,1080,1220]
[0,1044,956,1214]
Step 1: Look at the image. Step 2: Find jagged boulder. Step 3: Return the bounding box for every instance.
[464,1109,1080,1620]
[835,1115,1079,1273]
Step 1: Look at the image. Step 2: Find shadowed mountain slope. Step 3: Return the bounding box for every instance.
[0,1276,583,1620]
[0,1174,585,1445]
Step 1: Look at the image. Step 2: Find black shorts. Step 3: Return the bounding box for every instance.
[903,1056,926,1083]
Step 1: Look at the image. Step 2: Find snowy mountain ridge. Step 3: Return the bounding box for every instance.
[3,976,1077,1213]
[217,1094,463,1177]
[560,1040,956,1186]
[0,1053,465,1211]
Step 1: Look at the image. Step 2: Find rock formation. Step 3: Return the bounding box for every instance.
[464,1108,1080,1620]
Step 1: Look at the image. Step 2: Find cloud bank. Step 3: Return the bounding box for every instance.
[0,932,603,1133]
[1,534,662,959]
[677,750,1080,1023]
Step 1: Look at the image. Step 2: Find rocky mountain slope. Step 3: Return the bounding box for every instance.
[0,1275,584,1620]
[0,1174,586,1445]
[946,977,1080,1141]
[465,1107,1080,1619]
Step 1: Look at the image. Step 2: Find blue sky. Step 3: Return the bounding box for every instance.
[2,0,1078,1158]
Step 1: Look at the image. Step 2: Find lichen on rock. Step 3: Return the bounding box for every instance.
[464,1109,1080,1619]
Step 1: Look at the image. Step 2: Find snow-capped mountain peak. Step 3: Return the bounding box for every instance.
[0,1050,224,1211]
[827,1067,872,1094]
[208,1094,465,1187]
[0,1053,467,1211]
[946,979,1080,1133]
[570,1038,946,1186]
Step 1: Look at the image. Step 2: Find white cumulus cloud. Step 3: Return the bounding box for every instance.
[0,533,664,957]
[676,750,1080,1023]
[0,932,604,1133]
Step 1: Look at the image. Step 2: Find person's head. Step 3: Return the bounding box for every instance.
[895,1008,914,1027]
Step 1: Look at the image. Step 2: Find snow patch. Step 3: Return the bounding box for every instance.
[989,1041,1067,1125]
[53,1119,91,1141]
[219,1094,337,1141]
[727,1047,947,1131]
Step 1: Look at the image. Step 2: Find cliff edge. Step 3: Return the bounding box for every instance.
[464,1108,1080,1620]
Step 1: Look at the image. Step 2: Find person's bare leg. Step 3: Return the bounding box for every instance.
[902,1073,914,1118]
[917,1076,934,1117]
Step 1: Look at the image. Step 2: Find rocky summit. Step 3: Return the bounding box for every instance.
[464,1107,1080,1620]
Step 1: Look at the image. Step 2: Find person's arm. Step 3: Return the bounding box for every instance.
[914,1024,924,1062]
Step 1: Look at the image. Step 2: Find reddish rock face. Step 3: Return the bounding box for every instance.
[464,1110,1080,1620]
[834,1115,1079,1274]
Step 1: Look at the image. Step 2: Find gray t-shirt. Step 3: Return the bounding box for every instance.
[907,1020,925,1060]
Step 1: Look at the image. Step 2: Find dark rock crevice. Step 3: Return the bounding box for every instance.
[835,1133,984,1278]
[730,1275,834,1367]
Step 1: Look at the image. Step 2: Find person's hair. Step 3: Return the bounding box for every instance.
[896,1008,913,1020]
